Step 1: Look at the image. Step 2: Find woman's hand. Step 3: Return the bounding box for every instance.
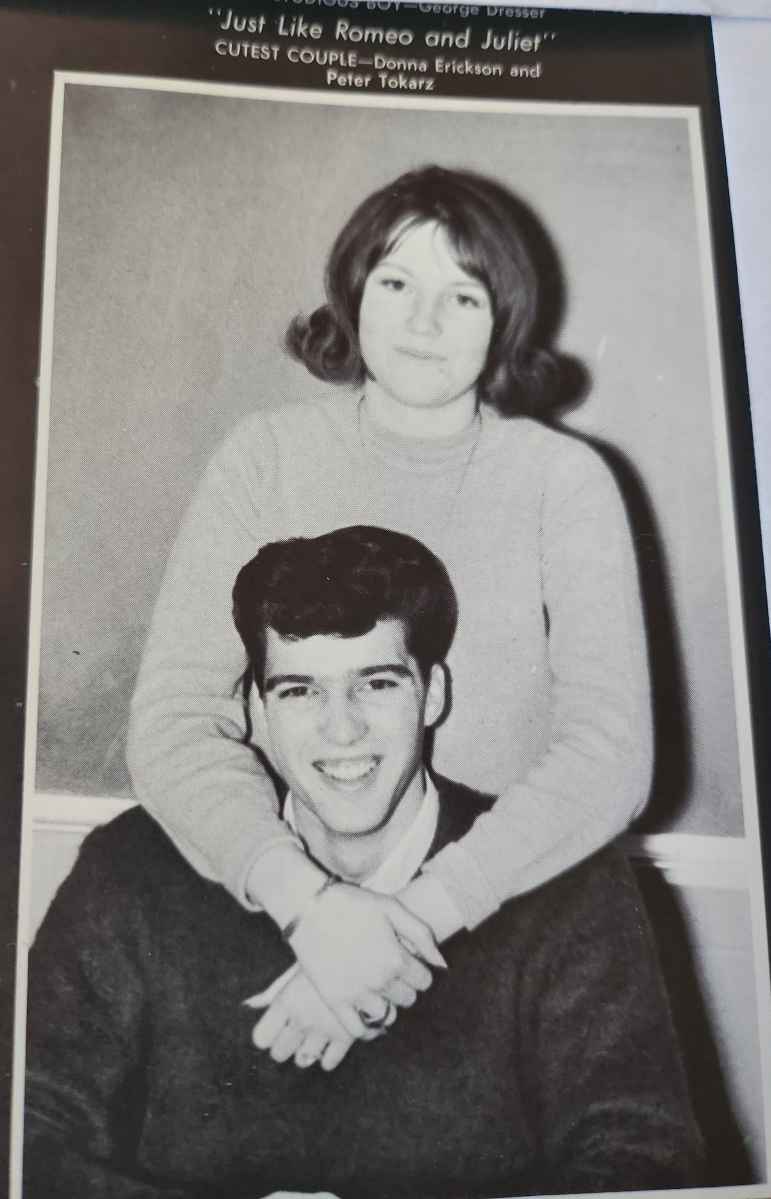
[247,967,356,1071]
[287,883,445,1038]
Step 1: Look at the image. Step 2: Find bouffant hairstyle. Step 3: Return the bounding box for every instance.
[285,165,556,414]
[232,525,458,693]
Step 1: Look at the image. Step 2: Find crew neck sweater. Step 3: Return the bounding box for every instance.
[127,395,651,927]
[25,780,702,1199]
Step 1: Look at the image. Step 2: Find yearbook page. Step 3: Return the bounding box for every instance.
[3,4,770,1197]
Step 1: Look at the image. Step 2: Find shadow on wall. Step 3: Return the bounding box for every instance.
[635,867,755,1184]
[580,433,693,831]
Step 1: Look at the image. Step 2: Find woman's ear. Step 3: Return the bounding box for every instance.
[424,663,447,729]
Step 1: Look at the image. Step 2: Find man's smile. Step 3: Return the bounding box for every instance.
[313,755,381,787]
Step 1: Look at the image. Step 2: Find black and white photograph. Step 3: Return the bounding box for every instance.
[7,13,771,1196]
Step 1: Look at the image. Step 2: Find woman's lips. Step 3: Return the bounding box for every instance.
[313,755,380,786]
[395,346,445,361]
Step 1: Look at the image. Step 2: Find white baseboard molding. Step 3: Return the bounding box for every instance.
[29,791,750,891]
[32,792,136,834]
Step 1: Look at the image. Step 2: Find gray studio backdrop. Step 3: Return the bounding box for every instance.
[37,84,741,838]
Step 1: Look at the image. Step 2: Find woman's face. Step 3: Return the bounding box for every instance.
[358,221,494,427]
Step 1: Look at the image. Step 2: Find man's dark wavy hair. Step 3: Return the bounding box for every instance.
[232,525,458,692]
[285,164,557,415]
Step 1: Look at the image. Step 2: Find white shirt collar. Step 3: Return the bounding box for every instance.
[283,774,439,895]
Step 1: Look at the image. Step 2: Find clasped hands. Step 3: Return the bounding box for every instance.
[245,882,446,1071]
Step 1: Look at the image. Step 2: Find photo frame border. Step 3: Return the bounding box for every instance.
[10,63,771,1199]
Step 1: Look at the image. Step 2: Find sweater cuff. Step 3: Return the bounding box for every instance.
[233,831,305,912]
[422,840,503,930]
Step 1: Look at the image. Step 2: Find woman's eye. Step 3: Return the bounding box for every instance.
[378,276,407,292]
[454,291,484,309]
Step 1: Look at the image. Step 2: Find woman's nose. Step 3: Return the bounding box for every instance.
[321,694,367,745]
[407,290,442,336]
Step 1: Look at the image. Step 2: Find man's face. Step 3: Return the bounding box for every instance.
[261,618,445,840]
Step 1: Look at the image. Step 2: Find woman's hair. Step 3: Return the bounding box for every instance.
[286,164,558,415]
[232,525,458,692]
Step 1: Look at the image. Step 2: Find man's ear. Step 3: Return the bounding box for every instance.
[424,663,447,728]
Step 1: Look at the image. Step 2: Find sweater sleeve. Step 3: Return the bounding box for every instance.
[517,851,704,1191]
[423,439,653,927]
[24,839,194,1199]
[126,420,297,904]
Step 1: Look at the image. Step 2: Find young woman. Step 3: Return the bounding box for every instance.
[127,165,651,1069]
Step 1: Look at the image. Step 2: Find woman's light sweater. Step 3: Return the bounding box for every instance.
[127,395,652,928]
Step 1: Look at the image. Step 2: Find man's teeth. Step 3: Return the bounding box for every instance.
[315,757,378,782]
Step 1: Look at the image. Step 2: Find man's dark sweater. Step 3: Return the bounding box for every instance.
[24,779,702,1199]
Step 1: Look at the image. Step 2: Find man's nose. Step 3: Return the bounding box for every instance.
[321,693,367,745]
[407,290,442,336]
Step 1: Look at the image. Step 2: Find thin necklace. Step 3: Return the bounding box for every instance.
[356,394,484,536]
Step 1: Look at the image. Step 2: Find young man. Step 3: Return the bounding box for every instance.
[24,526,702,1199]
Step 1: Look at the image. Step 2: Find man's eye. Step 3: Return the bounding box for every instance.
[278,685,312,700]
[363,677,399,692]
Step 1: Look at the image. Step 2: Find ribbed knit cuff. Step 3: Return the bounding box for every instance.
[233,831,305,913]
[422,840,502,931]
